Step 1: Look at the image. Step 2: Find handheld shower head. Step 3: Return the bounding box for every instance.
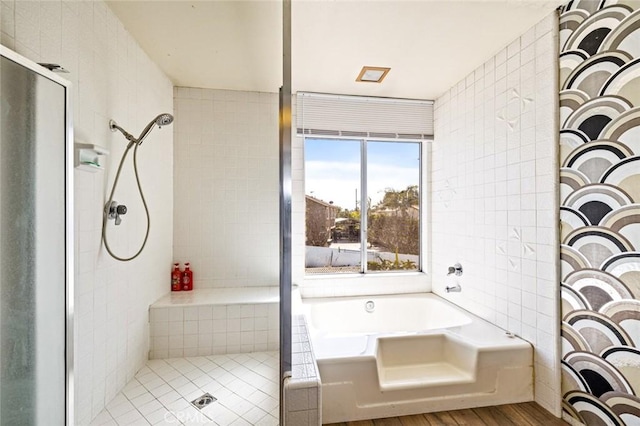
[109,113,174,145]
[155,113,174,127]
[137,113,174,145]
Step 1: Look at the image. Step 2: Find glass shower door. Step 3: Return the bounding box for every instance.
[0,48,71,425]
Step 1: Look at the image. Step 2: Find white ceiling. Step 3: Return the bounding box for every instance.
[107,0,562,100]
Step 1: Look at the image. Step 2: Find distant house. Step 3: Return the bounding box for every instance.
[305,196,341,246]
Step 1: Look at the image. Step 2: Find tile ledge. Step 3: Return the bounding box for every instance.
[150,286,279,307]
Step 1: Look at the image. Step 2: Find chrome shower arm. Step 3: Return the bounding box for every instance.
[109,114,173,146]
[109,120,136,142]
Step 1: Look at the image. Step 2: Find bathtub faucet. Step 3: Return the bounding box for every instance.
[445,284,462,293]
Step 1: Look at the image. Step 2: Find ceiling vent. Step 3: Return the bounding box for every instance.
[356,66,390,83]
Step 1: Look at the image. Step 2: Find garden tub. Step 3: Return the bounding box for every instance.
[300,292,533,423]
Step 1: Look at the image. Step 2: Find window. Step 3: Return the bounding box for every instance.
[305,137,421,275]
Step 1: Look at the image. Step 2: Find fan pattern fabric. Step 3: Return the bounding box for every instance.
[559,1,640,425]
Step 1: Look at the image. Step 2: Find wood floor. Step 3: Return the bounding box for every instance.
[325,402,569,426]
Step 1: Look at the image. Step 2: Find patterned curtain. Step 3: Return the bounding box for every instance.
[559,1,640,425]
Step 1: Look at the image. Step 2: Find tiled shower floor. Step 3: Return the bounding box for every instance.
[90,352,279,425]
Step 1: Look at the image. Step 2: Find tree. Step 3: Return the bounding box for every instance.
[368,185,420,255]
[378,185,419,210]
[368,213,419,255]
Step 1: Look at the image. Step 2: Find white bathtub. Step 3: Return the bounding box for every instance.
[300,293,533,423]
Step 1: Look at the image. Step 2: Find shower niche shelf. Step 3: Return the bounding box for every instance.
[74,142,109,172]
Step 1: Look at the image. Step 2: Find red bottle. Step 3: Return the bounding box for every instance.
[182,262,193,291]
[171,263,182,291]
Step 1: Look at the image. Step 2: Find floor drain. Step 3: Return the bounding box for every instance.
[191,393,217,410]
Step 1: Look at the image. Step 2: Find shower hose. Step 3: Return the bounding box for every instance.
[101,141,150,261]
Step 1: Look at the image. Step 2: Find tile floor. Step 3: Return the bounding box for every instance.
[90,352,279,426]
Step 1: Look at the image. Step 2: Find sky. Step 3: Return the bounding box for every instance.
[305,138,420,210]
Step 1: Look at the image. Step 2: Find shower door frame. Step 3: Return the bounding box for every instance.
[279,0,293,421]
[0,45,75,425]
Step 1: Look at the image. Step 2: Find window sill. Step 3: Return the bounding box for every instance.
[299,271,430,298]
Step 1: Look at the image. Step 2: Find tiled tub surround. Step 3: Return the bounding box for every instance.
[149,287,279,359]
[431,12,561,415]
[283,314,322,426]
[301,293,532,423]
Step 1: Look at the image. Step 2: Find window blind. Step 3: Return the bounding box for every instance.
[296,92,434,140]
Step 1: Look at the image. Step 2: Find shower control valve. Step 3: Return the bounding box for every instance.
[105,201,127,225]
[447,263,463,276]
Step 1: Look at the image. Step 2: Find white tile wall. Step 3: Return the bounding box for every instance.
[1,1,174,424]
[431,12,560,415]
[149,302,279,359]
[173,87,280,289]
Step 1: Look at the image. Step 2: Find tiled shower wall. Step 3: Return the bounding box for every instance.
[1,1,174,424]
[173,87,279,289]
[558,2,640,425]
[432,12,561,415]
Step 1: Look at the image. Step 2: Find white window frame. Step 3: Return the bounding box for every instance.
[303,135,427,276]
[293,92,433,294]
